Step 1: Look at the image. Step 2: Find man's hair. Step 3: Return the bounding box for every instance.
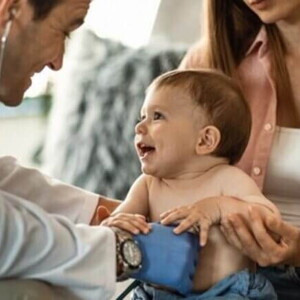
[28,0,60,20]
[150,69,251,165]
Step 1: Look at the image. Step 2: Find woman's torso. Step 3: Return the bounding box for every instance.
[235,29,300,227]
[263,126,300,228]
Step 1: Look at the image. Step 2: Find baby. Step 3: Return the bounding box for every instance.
[102,70,279,299]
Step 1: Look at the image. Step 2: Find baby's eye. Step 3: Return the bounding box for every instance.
[153,112,164,120]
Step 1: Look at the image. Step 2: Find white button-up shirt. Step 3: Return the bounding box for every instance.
[0,156,116,300]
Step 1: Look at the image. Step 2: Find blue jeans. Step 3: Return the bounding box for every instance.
[258,266,300,300]
[131,269,277,300]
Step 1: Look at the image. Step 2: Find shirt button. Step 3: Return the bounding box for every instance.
[253,167,261,176]
[264,123,273,131]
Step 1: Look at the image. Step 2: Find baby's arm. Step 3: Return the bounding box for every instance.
[101,174,151,234]
[161,166,280,245]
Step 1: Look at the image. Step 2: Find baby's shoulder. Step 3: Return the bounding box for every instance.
[140,174,162,188]
[214,165,259,195]
[213,165,250,182]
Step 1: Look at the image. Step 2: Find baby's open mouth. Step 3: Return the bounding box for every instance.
[137,143,155,157]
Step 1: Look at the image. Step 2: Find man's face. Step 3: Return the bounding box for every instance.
[0,0,91,106]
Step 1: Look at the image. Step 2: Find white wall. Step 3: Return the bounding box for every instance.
[0,115,47,168]
[150,0,202,46]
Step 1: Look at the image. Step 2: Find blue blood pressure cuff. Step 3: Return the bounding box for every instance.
[131,222,200,295]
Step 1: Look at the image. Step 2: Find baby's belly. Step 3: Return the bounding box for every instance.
[193,226,255,291]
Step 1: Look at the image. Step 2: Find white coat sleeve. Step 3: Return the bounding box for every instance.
[0,156,98,224]
[0,190,116,300]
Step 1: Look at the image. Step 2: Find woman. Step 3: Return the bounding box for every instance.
[163,1,300,299]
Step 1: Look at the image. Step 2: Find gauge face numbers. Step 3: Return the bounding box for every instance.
[121,239,142,268]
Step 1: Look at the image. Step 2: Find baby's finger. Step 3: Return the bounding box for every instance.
[134,214,147,220]
[173,217,195,234]
[100,216,115,227]
[200,222,210,246]
[133,218,151,234]
[120,215,150,234]
[159,209,174,219]
[110,219,141,234]
[160,206,187,219]
[160,208,188,225]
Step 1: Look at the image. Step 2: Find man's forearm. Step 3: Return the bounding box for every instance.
[98,195,122,212]
[0,156,100,224]
[0,191,116,300]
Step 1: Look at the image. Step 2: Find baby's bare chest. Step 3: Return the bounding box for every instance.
[148,179,222,221]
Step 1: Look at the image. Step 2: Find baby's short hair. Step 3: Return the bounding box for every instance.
[149,69,251,165]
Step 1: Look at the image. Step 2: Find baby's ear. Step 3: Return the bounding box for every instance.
[195,125,221,155]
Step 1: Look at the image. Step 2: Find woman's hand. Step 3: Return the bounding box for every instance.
[160,197,222,246]
[101,212,151,235]
[221,206,300,266]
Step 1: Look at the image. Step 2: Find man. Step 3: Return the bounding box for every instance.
[0,0,198,299]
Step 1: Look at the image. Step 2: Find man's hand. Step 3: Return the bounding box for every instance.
[221,206,300,266]
[90,206,111,226]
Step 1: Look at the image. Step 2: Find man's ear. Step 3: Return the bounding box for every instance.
[195,125,221,155]
[0,0,19,25]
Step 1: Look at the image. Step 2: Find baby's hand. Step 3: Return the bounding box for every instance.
[160,197,222,246]
[101,213,151,235]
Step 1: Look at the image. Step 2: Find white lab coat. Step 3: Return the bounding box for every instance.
[0,156,116,300]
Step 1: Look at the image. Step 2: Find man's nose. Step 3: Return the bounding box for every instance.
[47,42,65,71]
[47,52,64,71]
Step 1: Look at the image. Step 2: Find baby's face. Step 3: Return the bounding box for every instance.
[134,86,207,178]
